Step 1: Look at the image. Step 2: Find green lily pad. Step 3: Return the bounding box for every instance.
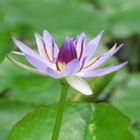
[111,73,140,140]
[8,103,134,140]
[111,73,140,122]
[0,99,36,140]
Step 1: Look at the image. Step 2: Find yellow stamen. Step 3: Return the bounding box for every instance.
[58,63,66,71]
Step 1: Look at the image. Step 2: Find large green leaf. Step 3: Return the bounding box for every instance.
[111,73,140,122]
[8,103,134,140]
[111,73,140,140]
[0,99,36,140]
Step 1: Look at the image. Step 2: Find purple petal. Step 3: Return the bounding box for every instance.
[75,32,86,60]
[84,44,123,71]
[7,55,46,75]
[80,62,128,78]
[13,37,54,69]
[35,33,49,60]
[57,37,77,65]
[24,54,49,72]
[46,67,62,79]
[8,55,62,79]
[13,37,39,57]
[79,56,87,71]
[43,30,59,61]
[62,59,81,76]
[24,54,62,78]
[83,31,103,62]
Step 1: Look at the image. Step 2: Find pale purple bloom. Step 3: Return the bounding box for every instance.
[10,30,127,95]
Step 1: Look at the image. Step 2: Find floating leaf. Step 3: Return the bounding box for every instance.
[8,103,134,140]
[0,99,36,140]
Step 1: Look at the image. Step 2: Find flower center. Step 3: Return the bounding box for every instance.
[56,37,77,71]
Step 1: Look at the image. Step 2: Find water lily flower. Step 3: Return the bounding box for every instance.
[9,30,127,95]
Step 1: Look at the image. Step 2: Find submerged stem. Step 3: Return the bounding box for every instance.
[51,80,69,140]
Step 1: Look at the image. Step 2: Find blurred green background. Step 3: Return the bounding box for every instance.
[0,0,140,139]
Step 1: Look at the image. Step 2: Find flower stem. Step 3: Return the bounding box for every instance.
[51,80,69,140]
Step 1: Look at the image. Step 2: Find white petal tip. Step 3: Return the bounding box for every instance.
[101,30,104,34]
[34,32,38,36]
[65,76,93,96]
[12,51,24,55]
[96,30,104,38]
[34,32,42,39]
[98,30,104,36]
[123,61,128,65]
[12,37,17,42]
[119,43,123,47]
[114,42,117,46]
[43,29,49,34]
[84,90,93,95]
[80,32,86,36]
[43,29,47,32]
